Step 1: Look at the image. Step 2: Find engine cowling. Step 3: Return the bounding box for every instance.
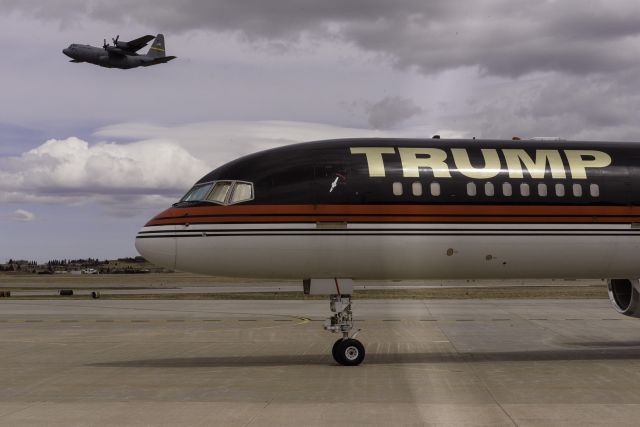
[608,279,640,318]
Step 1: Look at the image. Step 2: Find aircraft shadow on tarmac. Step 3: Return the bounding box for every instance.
[89,344,640,368]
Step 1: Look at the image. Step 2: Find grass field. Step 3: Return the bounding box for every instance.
[0,273,609,300]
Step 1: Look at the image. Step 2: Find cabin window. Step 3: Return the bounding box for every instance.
[181,183,214,202]
[393,182,403,196]
[590,183,600,197]
[520,183,530,197]
[412,182,423,196]
[573,183,582,197]
[503,182,512,197]
[538,183,547,197]
[467,182,477,197]
[555,183,565,197]
[229,182,254,204]
[430,182,441,196]
[485,182,494,197]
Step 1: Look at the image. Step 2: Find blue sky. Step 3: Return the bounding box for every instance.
[3,0,640,262]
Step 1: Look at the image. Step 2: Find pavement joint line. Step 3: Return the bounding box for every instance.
[2,317,623,324]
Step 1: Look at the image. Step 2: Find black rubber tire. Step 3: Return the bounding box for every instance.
[332,339,344,364]
[336,339,365,366]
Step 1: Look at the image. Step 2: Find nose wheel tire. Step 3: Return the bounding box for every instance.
[332,338,343,363]
[332,338,365,366]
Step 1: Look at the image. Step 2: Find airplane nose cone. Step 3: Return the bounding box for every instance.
[63,48,71,57]
[135,227,176,270]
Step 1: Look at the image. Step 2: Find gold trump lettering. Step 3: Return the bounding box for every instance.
[349,147,396,177]
[502,149,566,179]
[451,148,501,179]
[564,150,612,179]
[351,147,612,179]
[398,148,451,178]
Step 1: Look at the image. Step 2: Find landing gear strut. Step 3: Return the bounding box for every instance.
[324,294,365,366]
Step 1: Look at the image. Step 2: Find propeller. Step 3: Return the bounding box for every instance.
[103,38,108,49]
[112,35,120,45]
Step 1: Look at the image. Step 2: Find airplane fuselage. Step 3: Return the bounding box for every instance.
[63,44,155,69]
[136,138,640,280]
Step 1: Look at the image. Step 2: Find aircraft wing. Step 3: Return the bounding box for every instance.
[125,35,155,52]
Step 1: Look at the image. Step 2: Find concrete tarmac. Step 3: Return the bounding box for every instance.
[2,298,640,426]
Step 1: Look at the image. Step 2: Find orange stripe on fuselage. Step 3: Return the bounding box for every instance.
[145,204,640,226]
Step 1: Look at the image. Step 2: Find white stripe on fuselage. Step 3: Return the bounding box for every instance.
[135,223,640,279]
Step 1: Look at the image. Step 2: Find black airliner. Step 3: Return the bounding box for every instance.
[136,138,640,365]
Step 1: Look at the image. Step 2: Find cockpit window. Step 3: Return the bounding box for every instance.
[229,182,253,204]
[176,181,254,206]
[181,183,214,202]
[207,181,233,203]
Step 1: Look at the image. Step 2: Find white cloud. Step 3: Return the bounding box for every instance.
[8,209,36,222]
[0,136,210,204]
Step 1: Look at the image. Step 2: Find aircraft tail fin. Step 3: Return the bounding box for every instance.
[147,34,167,58]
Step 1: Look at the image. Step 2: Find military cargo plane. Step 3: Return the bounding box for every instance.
[63,34,176,69]
[135,137,640,365]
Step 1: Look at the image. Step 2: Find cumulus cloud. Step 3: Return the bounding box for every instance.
[0,136,210,204]
[6,0,640,77]
[366,96,422,129]
[8,209,35,222]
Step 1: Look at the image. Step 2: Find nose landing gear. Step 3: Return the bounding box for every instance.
[324,294,365,366]
[304,279,365,366]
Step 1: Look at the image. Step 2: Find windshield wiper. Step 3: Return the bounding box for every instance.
[172,200,223,207]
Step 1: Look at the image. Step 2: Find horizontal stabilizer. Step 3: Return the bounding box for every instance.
[142,55,177,66]
[156,55,177,63]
